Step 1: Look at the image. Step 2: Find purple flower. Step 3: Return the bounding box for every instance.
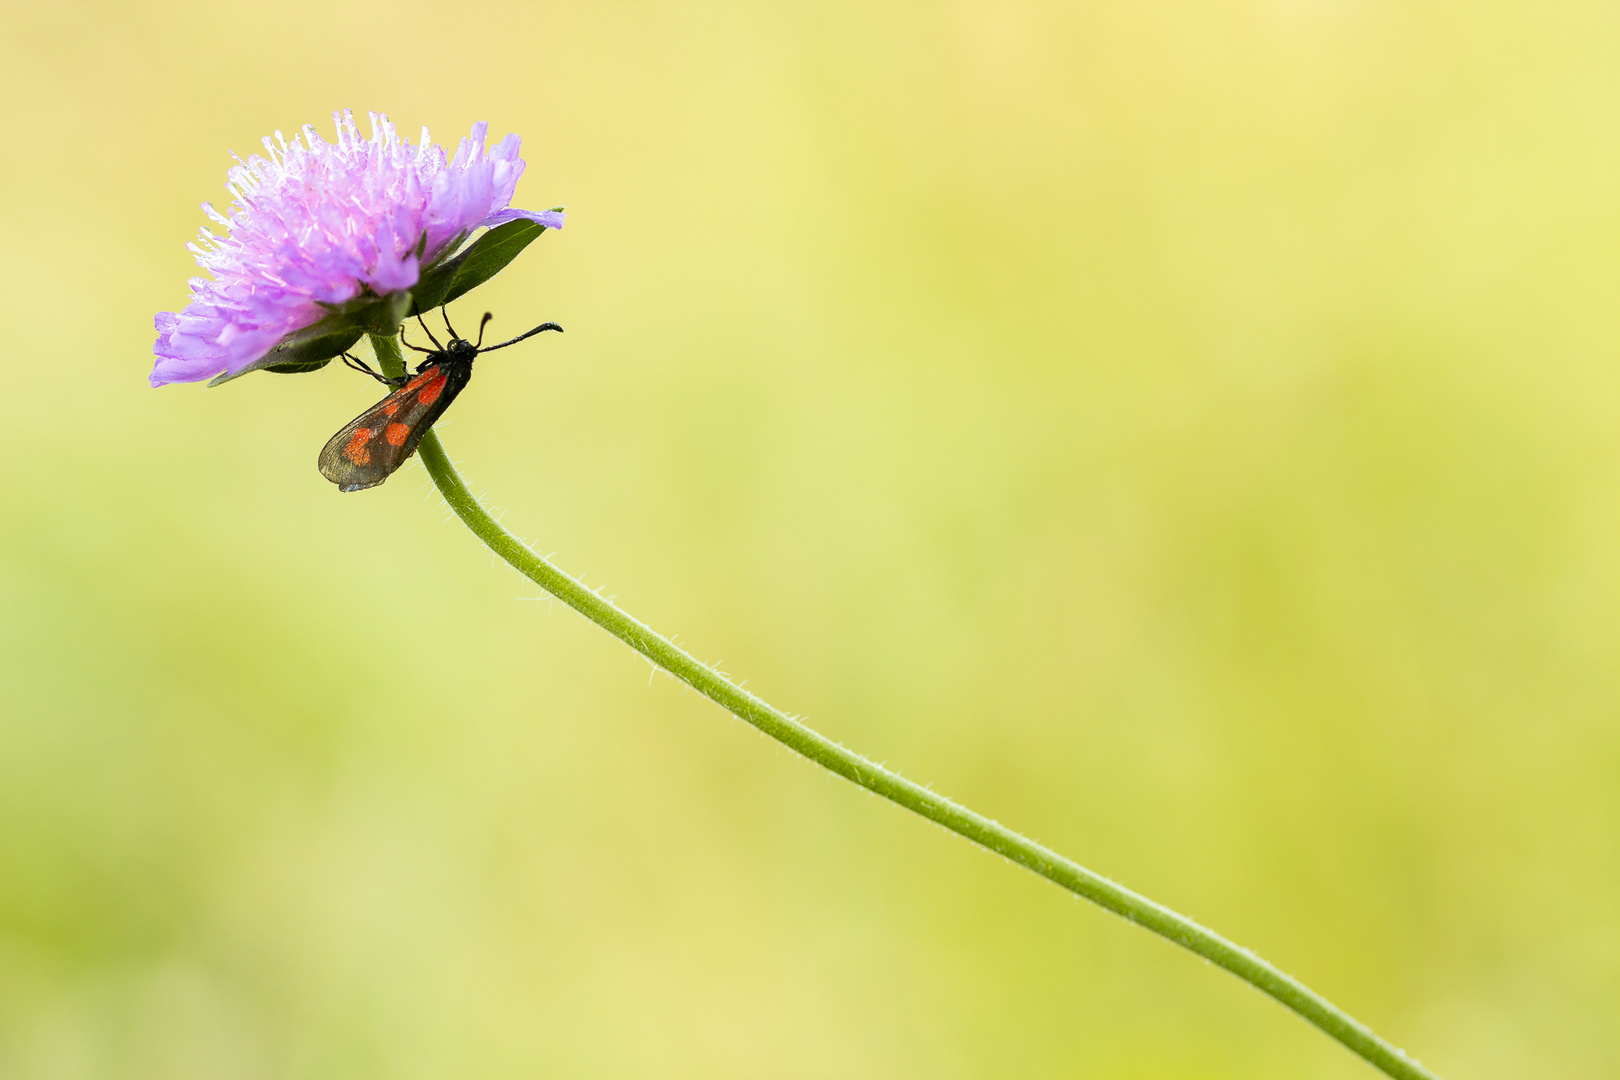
[151,110,564,387]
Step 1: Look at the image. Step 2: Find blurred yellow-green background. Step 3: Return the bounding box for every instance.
[2,3,1617,1077]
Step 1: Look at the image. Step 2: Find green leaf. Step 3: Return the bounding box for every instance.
[444,219,543,306]
[207,314,366,387]
[207,288,418,387]
[409,262,457,317]
[407,231,469,316]
[363,288,414,336]
[263,357,339,375]
[409,218,550,316]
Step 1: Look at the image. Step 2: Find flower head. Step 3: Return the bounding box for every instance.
[151,110,563,387]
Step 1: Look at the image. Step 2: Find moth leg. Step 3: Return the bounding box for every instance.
[400,323,437,355]
[341,351,406,387]
[415,314,445,351]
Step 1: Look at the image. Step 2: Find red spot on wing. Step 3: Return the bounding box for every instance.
[344,428,374,465]
[385,422,411,447]
[415,369,447,405]
[382,401,400,417]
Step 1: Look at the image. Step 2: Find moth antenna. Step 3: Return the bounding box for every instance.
[481,321,564,353]
[442,306,461,343]
[476,312,493,349]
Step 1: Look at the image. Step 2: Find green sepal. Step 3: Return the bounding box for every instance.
[409,217,552,317]
[207,289,413,387]
[364,288,414,335]
[263,356,340,375]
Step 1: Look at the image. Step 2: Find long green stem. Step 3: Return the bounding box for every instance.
[372,333,1441,1080]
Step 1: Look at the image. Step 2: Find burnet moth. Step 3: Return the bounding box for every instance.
[318,310,562,492]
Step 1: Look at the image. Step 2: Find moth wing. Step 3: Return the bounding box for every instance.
[318,398,405,493]
[318,365,460,492]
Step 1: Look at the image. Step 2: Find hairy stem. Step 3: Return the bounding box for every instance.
[371,332,1441,1080]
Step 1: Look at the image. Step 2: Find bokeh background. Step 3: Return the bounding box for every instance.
[0,3,1616,1077]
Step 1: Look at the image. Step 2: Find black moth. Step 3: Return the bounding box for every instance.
[318,311,561,492]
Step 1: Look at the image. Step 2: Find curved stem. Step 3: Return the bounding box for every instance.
[371,334,1441,1080]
